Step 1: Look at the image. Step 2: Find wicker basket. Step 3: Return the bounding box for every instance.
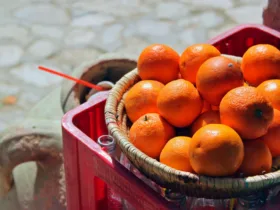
[105,54,280,199]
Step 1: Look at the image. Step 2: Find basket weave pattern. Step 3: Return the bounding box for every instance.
[105,55,280,198]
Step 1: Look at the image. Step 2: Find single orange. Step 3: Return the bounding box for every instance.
[189,124,244,177]
[196,56,244,106]
[242,44,280,86]
[138,44,180,84]
[262,109,280,157]
[157,79,203,127]
[129,113,175,159]
[190,110,220,135]
[124,80,164,122]
[220,86,274,139]
[160,136,193,172]
[257,79,280,111]
[179,44,221,84]
[238,140,272,176]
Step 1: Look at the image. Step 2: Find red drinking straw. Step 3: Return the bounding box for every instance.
[38,66,104,91]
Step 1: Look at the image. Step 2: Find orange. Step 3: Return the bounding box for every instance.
[190,110,220,135]
[201,100,211,113]
[137,44,180,84]
[160,136,193,172]
[2,95,17,105]
[124,80,164,122]
[220,86,274,139]
[244,82,249,86]
[242,44,280,86]
[179,44,221,84]
[157,79,203,127]
[238,140,272,176]
[257,79,280,111]
[189,124,244,177]
[262,109,280,157]
[129,113,175,159]
[196,56,244,106]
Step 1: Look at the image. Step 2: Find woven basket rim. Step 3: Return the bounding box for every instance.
[104,54,280,197]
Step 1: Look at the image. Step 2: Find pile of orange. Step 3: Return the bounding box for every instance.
[124,43,280,177]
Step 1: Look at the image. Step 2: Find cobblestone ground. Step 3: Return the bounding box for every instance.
[0,0,267,131]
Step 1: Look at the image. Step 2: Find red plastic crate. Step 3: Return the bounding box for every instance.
[62,91,176,210]
[62,24,280,210]
[208,24,280,55]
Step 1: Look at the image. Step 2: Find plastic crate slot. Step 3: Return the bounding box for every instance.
[224,41,230,54]
[271,38,280,48]
[227,40,234,55]
[221,39,230,55]
[89,111,95,141]
[245,37,254,48]
[73,100,108,142]
[89,150,170,210]
[94,176,108,210]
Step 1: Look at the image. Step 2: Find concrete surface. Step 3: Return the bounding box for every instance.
[0,0,267,131]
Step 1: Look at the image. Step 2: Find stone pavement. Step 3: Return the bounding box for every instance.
[0,0,267,131]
